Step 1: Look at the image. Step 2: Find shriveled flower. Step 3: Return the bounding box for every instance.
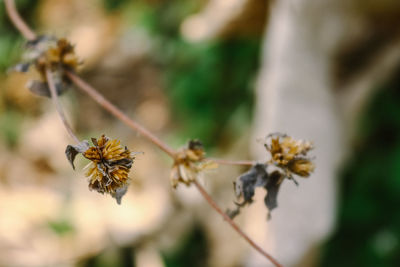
[65,135,136,204]
[229,133,315,220]
[170,140,217,188]
[265,133,315,180]
[10,35,81,97]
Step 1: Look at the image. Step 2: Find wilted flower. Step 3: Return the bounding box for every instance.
[265,133,315,180]
[170,140,217,188]
[10,35,81,97]
[65,135,136,204]
[229,133,315,219]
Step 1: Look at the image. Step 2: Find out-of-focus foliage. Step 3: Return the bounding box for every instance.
[320,67,400,267]
[102,0,129,12]
[162,39,259,148]
[79,246,135,267]
[0,109,23,147]
[161,225,208,267]
[0,0,37,70]
[0,1,39,148]
[133,0,260,148]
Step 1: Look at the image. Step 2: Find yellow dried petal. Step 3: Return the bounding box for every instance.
[289,159,315,177]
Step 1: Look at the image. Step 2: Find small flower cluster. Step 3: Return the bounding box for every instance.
[170,140,217,188]
[66,135,136,204]
[11,36,80,97]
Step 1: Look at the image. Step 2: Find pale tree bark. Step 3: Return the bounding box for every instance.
[250,1,343,265]
[181,0,400,265]
[250,0,400,266]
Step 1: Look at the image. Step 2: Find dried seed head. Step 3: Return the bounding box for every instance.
[170,140,217,188]
[66,135,136,204]
[229,133,316,220]
[10,35,81,97]
[265,133,315,178]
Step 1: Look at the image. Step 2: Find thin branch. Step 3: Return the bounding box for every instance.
[210,158,255,166]
[193,180,283,267]
[4,0,36,41]
[45,68,80,143]
[65,71,176,157]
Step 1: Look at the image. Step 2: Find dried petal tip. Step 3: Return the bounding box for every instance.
[112,185,128,205]
[65,140,90,169]
[66,135,137,204]
[265,133,315,179]
[170,140,217,188]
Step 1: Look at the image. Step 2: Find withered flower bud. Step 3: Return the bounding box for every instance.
[66,135,136,204]
[10,35,81,98]
[265,133,315,178]
[170,140,217,188]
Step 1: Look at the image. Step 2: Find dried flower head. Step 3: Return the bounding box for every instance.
[170,140,217,188]
[229,133,315,220]
[65,135,136,204]
[10,35,81,97]
[265,133,315,180]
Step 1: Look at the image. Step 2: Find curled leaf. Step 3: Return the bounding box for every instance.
[9,62,31,73]
[263,171,283,211]
[235,164,268,203]
[112,185,128,205]
[232,164,284,219]
[27,75,68,97]
[65,140,90,170]
[226,206,241,219]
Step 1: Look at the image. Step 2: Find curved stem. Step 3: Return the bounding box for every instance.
[65,71,176,157]
[45,68,80,143]
[193,180,283,267]
[210,158,255,166]
[4,0,36,41]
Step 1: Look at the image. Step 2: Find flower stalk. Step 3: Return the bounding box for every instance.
[45,68,80,143]
[65,71,177,158]
[4,0,36,41]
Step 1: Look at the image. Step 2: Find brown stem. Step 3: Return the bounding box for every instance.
[4,0,36,41]
[193,180,283,267]
[65,71,176,157]
[210,158,255,166]
[45,68,80,143]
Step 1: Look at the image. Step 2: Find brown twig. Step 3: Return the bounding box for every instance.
[4,1,283,265]
[45,68,80,143]
[65,71,176,157]
[210,158,255,166]
[193,180,283,267]
[4,0,36,41]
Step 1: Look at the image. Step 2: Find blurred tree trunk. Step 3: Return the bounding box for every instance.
[250,0,400,266]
